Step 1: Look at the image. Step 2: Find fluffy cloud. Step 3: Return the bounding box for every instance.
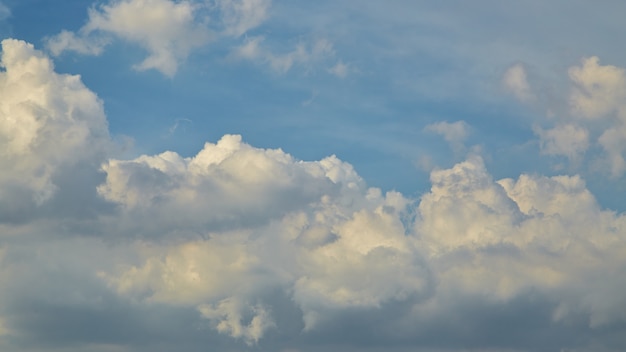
[93,149,626,350]
[0,39,109,210]
[46,0,211,76]
[97,133,428,342]
[569,56,626,120]
[534,123,589,161]
[97,134,357,235]
[2,39,626,352]
[521,56,626,176]
[417,156,626,329]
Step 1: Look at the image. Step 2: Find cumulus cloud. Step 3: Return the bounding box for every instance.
[3,39,626,352]
[416,156,626,329]
[0,39,110,209]
[566,57,626,176]
[97,133,428,341]
[534,123,589,161]
[503,63,535,102]
[97,134,354,235]
[569,56,626,120]
[528,56,626,176]
[46,0,212,76]
[93,150,626,350]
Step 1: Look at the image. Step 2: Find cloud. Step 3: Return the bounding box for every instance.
[46,30,109,56]
[424,120,471,153]
[44,0,341,77]
[328,60,351,78]
[569,56,626,120]
[503,63,535,102]
[567,57,626,176]
[97,133,428,340]
[534,123,589,161]
[0,2,10,21]
[46,0,212,76]
[232,36,336,74]
[3,39,626,352]
[0,39,110,210]
[527,56,626,176]
[215,0,271,37]
[97,134,350,234]
[416,155,626,330]
[93,150,626,350]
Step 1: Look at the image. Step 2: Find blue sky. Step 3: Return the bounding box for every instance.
[1,1,626,351]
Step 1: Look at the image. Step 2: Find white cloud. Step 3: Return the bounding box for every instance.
[44,0,341,77]
[97,134,351,233]
[97,133,427,338]
[534,123,589,161]
[503,63,535,102]
[569,56,626,120]
[216,0,271,37]
[566,57,626,176]
[46,30,109,56]
[417,156,626,327]
[424,120,470,153]
[3,38,626,351]
[93,139,626,345]
[46,0,211,76]
[0,39,110,206]
[528,57,626,176]
[94,151,626,346]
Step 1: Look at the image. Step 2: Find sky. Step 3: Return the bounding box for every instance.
[1,0,626,351]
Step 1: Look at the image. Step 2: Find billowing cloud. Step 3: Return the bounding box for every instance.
[94,149,626,350]
[97,133,428,342]
[0,39,110,211]
[2,39,626,352]
[414,156,626,349]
